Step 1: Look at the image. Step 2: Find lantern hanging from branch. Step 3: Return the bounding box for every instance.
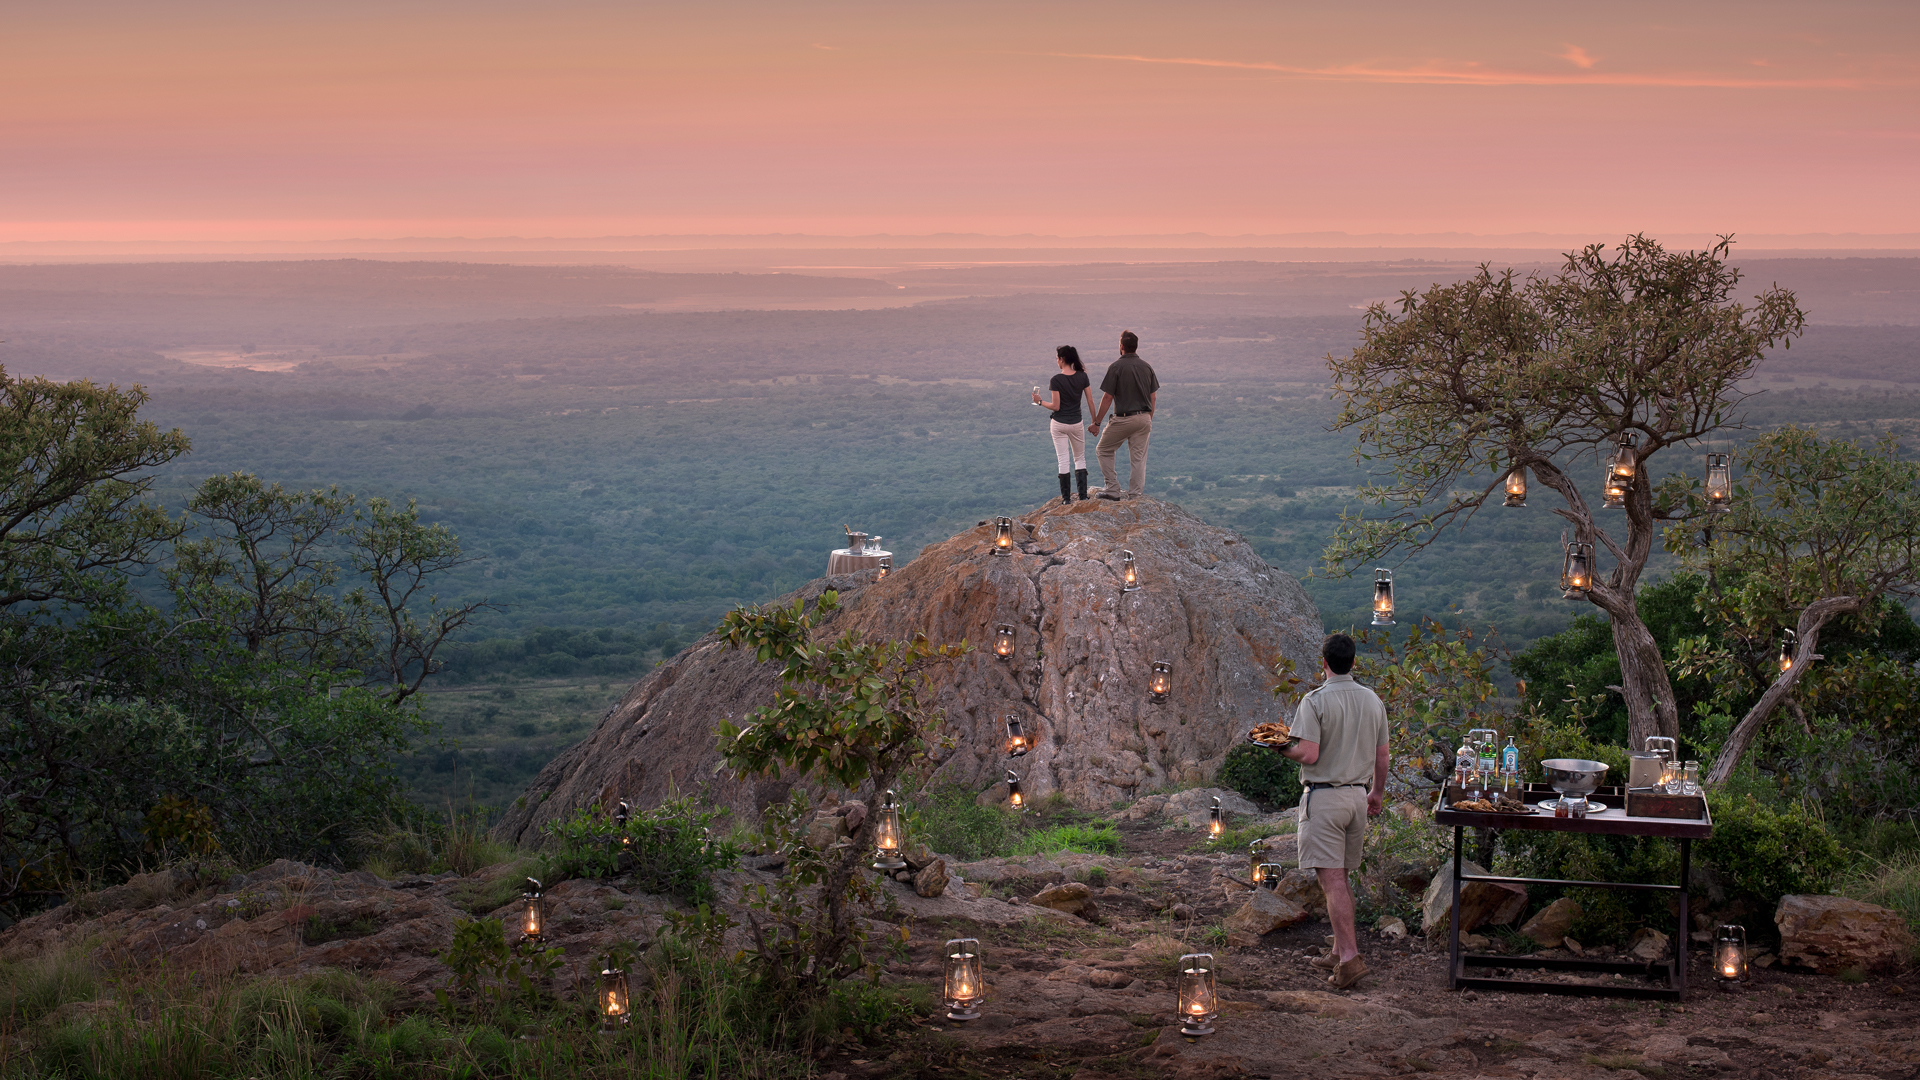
[1603,434,1637,509]
[943,938,985,1020]
[1208,796,1224,840]
[1176,953,1218,1036]
[1704,453,1732,515]
[1005,768,1024,810]
[1714,924,1749,986]
[872,790,906,870]
[598,961,631,1028]
[1778,628,1797,675]
[1120,549,1140,592]
[1560,541,1593,600]
[1371,568,1395,626]
[994,624,1015,660]
[1005,715,1029,757]
[521,878,547,945]
[1503,467,1527,508]
[615,800,632,848]
[993,517,1014,556]
[1149,660,1172,703]
[876,555,892,580]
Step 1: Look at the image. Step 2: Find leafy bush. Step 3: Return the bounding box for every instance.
[1699,792,1847,909]
[539,795,737,902]
[433,917,565,1023]
[1012,823,1121,856]
[1842,851,1920,951]
[1215,743,1302,810]
[902,786,1016,861]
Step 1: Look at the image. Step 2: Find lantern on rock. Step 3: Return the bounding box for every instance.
[943,938,985,1020]
[520,878,547,945]
[1560,541,1593,600]
[1176,953,1219,1036]
[1207,795,1224,840]
[994,624,1015,660]
[1603,434,1637,509]
[1247,841,1266,881]
[1704,453,1732,515]
[1778,628,1796,675]
[1503,467,1527,508]
[993,517,1014,556]
[1714,924,1749,986]
[1371,568,1395,627]
[598,960,631,1028]
[872,790,906,870]
[1005,715,1029,757]
[1005,769,1024,810]
[1149,660,1172,703]
[1120,550,1141,592]
[1257,864,1283,889]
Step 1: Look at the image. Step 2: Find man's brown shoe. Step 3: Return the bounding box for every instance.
[1308,950,1339,971]
[1327,956,1368,990]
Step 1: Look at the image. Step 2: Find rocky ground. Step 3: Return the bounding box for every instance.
[5,794,1917,1080]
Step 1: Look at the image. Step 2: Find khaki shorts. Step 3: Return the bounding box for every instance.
[1297,785,1368,870]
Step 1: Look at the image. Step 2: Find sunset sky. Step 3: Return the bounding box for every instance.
[5,1,1917,243]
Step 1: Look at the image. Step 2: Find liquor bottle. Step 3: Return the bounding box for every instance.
[1501,737,1519,789]
[1478,739,1498,798]
[1454,738,1475,795]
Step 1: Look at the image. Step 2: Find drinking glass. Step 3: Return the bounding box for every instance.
[1683,761,1700,796]
[1664,760,1684,795]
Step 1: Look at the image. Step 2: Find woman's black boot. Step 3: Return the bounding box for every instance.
[1075,469,1089,501]
[1058,473,1073,504]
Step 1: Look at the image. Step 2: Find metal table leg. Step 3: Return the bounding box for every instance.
[1449,825,1463,989]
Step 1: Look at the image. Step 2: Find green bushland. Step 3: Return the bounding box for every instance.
[1214,743,1303,810]
[1012,824,1122,857]
[1843,852,1920,954]
[538,797,739,903]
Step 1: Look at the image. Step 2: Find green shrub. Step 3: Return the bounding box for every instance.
[539,795,738,902]
[902,786,1017,861]
[1011,823,1121,857]
[1699,793,1847,908]
[1215,744,1302,810]
[1842,851,1920,946]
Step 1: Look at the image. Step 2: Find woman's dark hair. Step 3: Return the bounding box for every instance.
[1055,345,1084,374]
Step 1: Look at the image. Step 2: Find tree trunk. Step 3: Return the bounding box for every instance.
[1704,596,1860,787]
[1609,610,1681,748]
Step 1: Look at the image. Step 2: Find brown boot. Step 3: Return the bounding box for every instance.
[1327,956,1368,990]
[1309,950,1339,971]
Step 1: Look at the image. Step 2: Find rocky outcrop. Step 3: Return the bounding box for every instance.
[1776,894,1916,974]
[496,497,1323,844]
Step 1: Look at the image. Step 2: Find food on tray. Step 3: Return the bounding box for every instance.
[1248,722,1295,746]
[1448,794,1533,814]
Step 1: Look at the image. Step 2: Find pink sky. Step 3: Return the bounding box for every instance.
[4,1,1916,243]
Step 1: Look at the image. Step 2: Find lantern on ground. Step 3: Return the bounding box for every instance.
[1560,541,1593,600]
[1005,715,1029,757]
[1705,453,1732,515]
[1714,924,1749,986]
[995,624,1015,660]
[1503,467,1527,508]
[1120,550,1141,592]
[877,555,892,580]
[520,878,547,945]
[1257,864,1283,889]
[1778,628,1796,674]
[993,517,1014,556]
[1005,769,1024,810]
[1176,953,1218,1036]
[1208,796,1224,840]
[615,800,632,849]
[872,790,906,870]
[1149,660,1172,703]
[1371,568,1395,627]
[598,961,631,1028]
[943,938,985,1020]
[1247,841,1265,882]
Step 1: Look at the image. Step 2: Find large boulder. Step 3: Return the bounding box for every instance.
[1032,881,1099,920]
[1421,859,1527,939]
[1776,894,1916,974]
[496,498,1324,843]
[1518,897,1581,948]
[1224,887,1311,936]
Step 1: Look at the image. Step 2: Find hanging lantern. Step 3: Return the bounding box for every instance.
[1176,953,1218,1036]
[876,555,892,580]
[1603,434,1637,509]
[615,800,632,849]
[1778,628,1796,674]
[1257,864,1283,889]
[1120,549,1141,592]
[1704,453,1732,515]
[1371,568,1395,626]
[1560,541,1593,600]
[1714,924,1749,986]
[993,517,1014,556]
[994,624,1015,660]
[1503,467,1527,508]
[520,878,547,945]
[943,938,985,1020]
[872,790,906,870]
[1208,796,1224,840]
[1005,715,1029,757]
[598,961,631,1028]
[1149,660,1172,703]
[1005,768,1024,810]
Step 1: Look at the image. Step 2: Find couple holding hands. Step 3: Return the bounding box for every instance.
[1030,330,1159,504]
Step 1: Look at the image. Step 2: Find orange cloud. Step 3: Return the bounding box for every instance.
[1557,45,1599,69]
[1045,52,1868,89]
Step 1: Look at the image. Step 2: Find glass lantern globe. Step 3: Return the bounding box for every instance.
[1257,864,1283,889]
[615,800,632,849]
[943,938,985,1020]
[1503,467,1527,508]
[876,555,892,579]
[1371,568,1395,627]
[520,878,546,946]
[1120,549,1140,592]
[1005,715,1029,757]
[1714,924,1749,986]
[1149,660,1172,703]
[994,624,1015,660]
[992,517,1014,556]
[1560,541,1594,600]
[1005,768,1024,810]
[1704,453,1732,515]
[1778,628,1796,674]
[598,963,631,1028]
[872,790,906,870]
[1176,953,1218,1036]
[1247,841,1266,881]
[1603,434,1637,509]
[1207,796,1224,840]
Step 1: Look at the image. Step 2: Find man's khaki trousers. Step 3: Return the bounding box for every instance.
[1096,413,1152,495]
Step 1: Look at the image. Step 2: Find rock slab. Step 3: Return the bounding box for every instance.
[1518,897,1581,947]
[1224,887,1311,936]
[1420,859,1526,938]
[1776,894,1916,974]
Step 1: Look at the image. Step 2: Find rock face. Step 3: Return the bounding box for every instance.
[1776,894,1916,974]
[496,497,1323,844]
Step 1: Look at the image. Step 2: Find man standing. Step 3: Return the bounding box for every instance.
[1086,330,1159,500]
[1279,633,1389,990]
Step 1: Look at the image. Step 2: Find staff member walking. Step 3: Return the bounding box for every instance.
[1278,633,1389,990]
[1086,330,1159,500]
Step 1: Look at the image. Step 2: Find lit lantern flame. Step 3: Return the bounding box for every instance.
[995,624,1015,660]
[943,938,984,1020]
[598,964,630,1028]
[1208,796,1224,839]
[992,517,1014,555]
[1778,629,1796,674]
[872,791,906,870]
[521,878,545,943]
[1149,660,1172,703]
[1248,842,1265,882]
[615,801,632,848]
[1561,541,1593,600]
[1714,924,1748,984]
[876,556,892,579]
[1503,467,1527,507]
[1371,568,1395,627]
[1120,549,1140,591]
[1176,954,1218,1035]
[1005,716,1028,757]
[1006,768,1024,810]
[1257,863,1283,888]
[1705,453,1732,515]
[1603,434,1637,509]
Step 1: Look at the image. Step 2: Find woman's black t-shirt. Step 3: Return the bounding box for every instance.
[1049,371,1089,424]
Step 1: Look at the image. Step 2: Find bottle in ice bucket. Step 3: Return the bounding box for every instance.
[1501,736,1520,793]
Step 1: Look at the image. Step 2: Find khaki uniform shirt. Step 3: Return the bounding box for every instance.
[1098,353,1160,415]
[1289,673,1388,787]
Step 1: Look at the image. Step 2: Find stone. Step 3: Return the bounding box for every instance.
[1165,787,1261,827]
[1775,894,1917,974]
[1168,903,1196,922]
[1225,930,1262,949]
[1377,917,1408,940]
[804,812,846,850]
[1387,859,1436,897]
[1272,868,1327,915]
[1224,887,1311,936]
[838,802,867,833]
[1563,937,1584,956]
[1628,927,1670,962]
[903,842,936,872]
[1032,881,1098,920]
[1461,933,1491,949]
[494,499,1326,843]
[1518,897,1581,948]
[1117,794,1169,822]
[1420,859,1526,938]
[913,858,948,898]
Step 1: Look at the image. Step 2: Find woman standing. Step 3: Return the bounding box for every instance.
[1031,345,1095,504]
